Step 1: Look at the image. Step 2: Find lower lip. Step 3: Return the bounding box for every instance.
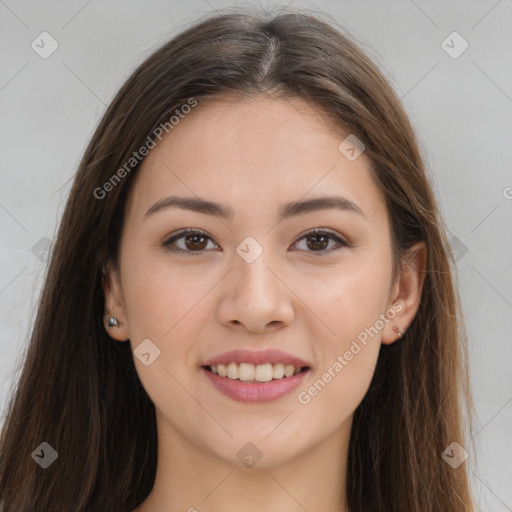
[202,367,310,403]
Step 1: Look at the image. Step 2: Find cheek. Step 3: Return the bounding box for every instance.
[291,253,391,408]
[121,250,210,341]
[294,254,393,347]
[119,257,211,409]
[120,250,224,391]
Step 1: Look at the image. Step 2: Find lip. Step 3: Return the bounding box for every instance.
[202,366,310,403]
[202,349,311,368]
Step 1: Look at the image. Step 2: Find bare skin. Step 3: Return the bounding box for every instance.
[103,96,426,512]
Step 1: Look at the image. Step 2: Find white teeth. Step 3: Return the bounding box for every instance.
[284,365,295,378]
[238,362,255,381]
[255,363,273,382]
[208,362,305,382]
[227,362,238,380]
[272,363,285,379]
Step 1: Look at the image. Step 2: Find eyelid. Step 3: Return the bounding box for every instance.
[162,227,348,254]
[163,228,220,251]
[294,227,348,245]
[290,227,348,253]
[164,227,213,242]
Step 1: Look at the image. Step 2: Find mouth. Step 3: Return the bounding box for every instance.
[202,362,309,382]
[201,349,311,403]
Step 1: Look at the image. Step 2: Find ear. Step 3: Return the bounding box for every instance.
[102,260,130,341]
[382,242,427,345]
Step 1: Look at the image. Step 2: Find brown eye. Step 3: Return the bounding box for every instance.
[293,229,347,254]
[306,233,330,251]
[184,233,208,250]
[163,229,219,255]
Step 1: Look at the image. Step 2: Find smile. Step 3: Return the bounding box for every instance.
[208,362,305,382]
[202,364,310,403]
[201,348,311,402]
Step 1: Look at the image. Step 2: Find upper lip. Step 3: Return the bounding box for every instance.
[203,349,311,368]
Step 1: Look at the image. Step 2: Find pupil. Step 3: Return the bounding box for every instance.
[186,234,207,250]
[307,234,328,251]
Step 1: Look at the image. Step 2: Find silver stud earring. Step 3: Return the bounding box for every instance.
[393,325,402,338]
[108,317,120,328]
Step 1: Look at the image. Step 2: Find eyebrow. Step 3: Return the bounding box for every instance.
[144,195,366,220]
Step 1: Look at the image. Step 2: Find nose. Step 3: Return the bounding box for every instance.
[216,252,295,333]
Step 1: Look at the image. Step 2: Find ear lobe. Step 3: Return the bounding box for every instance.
[382,242,427,345]
[102,261,130,341]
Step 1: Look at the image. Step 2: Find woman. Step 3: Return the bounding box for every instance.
[0,6,475,511]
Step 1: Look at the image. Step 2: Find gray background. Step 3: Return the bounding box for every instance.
[1,0,511,509]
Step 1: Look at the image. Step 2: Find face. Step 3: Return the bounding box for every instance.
[104,96,420,468]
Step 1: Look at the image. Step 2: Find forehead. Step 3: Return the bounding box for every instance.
[125,96,386,225]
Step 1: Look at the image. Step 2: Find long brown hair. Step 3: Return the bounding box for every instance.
[0,6,474,511]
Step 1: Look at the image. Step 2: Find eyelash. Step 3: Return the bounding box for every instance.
[162,228,348,256]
